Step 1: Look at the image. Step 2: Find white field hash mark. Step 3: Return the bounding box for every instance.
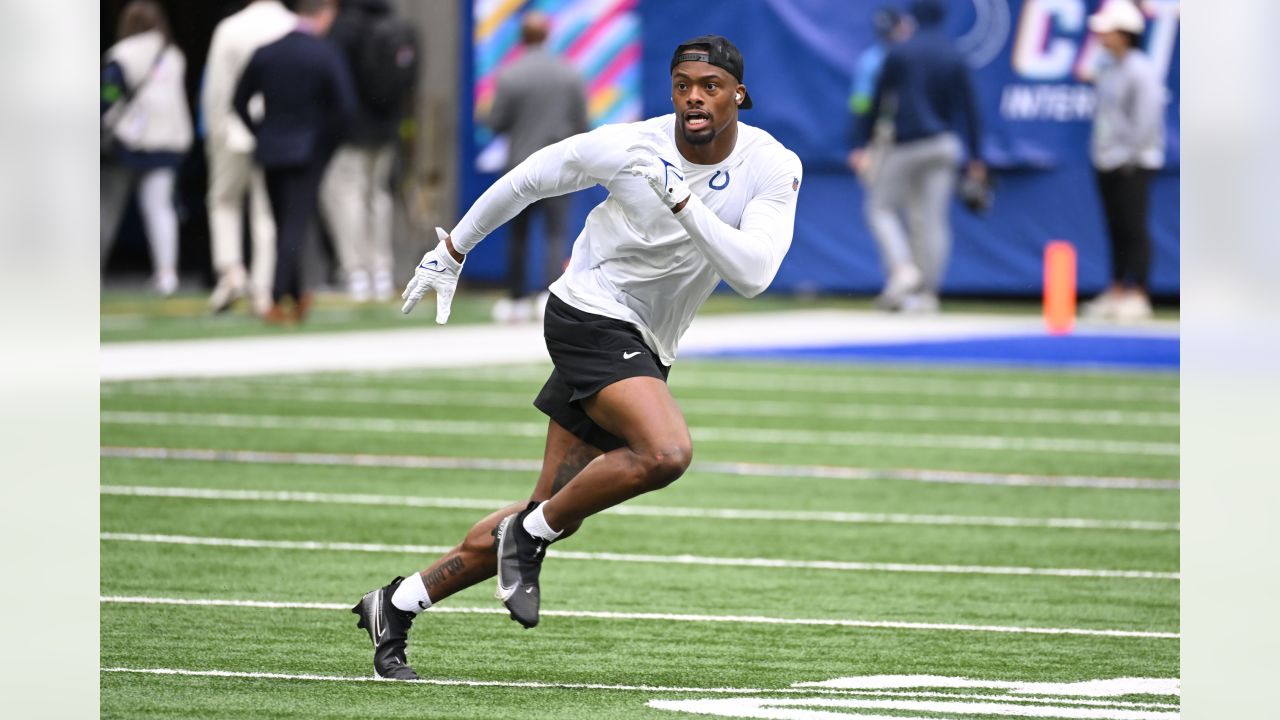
[104,381,1180,428]
[100,484,1179,532]
[100,446,1181,490]
[99,533,1180,580]
[100,411,1179,457]
[99,596,1180,639]
[650,675,1179,719]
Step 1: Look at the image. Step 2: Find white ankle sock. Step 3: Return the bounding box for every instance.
[390,572,432,614]
[522,502,563,542]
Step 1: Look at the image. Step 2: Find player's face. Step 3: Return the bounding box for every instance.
[671,62,742,146]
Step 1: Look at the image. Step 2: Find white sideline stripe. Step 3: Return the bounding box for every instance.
[417,365,1180,403]
[103,382,1180,428]
[99,533,1179,580]
[100,411,1180,457]
[98,661,1176,708]
[100,446,1181,490]
[99,596,1180,639]
[100,485,1180,532]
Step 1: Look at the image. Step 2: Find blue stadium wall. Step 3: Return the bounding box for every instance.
[457,0,1180,297]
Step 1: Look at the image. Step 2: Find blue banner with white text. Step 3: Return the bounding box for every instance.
[458,0,1180,297]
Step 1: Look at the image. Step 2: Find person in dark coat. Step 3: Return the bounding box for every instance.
[233,0,356,324]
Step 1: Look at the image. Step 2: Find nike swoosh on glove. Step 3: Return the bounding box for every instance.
[626,142,690,210]
[402,227,464,323]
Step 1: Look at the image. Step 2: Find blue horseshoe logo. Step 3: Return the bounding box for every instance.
[709,170,730,190]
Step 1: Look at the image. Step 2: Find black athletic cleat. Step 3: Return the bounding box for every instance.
[493,501,549,629]
[352,576,420,680]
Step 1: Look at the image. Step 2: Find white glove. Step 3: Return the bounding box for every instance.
[402,227,464,323]
[626,143,690,210]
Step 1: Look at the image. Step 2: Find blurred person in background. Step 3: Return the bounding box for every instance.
[850,0,986,313]
[201,0,296,316]
[846,6,917,310]
[1082,0,1165,322]
[233,0,355,325]
[320,0,419,304]
[101,0,192,297]
[485,11,589,323]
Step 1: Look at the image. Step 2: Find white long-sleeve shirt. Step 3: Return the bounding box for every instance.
[451,114,803,365]
[201,0,295,153]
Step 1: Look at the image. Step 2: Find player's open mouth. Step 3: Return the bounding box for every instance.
[683,111,711,131]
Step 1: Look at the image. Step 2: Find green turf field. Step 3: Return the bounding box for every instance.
[100,359,1179,719]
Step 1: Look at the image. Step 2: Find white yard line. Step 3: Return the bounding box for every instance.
[99,596,1179,639]
[103,382,1180,428]
[100,485,1179,532]
[100,446,1181,490]
[99,533,1179,580]
[100,411,1179,457]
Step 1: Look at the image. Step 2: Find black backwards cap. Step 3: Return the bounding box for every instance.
[670,34,753,109]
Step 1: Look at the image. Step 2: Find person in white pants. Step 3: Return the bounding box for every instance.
[101,2,192,296]
[321,145,396,302]
[319,0,415,302]
[201,0,296,314]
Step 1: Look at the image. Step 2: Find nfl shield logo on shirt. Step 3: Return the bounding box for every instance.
[791,177,800,191]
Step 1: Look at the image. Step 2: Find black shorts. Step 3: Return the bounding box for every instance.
[533,293,670,452]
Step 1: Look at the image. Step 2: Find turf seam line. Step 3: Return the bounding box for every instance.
[99,597,1180,639]
[102,382,1180,428]
[100,411,1180,456]
[99,485,1180,532]
[100,446,1180,489]
[325,366,1181,403]
[99,533,1180,580]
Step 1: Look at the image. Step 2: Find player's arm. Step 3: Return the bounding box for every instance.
[449,128,614,253]
[630,145,803,298]
[401,128,612,321]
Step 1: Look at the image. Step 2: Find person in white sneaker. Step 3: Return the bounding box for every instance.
[1081,1,1166,322]
[356,35,803,677]
[201,0,296,314]
[101,0,193,297]
[319,0,418,304]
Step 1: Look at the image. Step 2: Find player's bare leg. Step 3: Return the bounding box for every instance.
[544,376,691,527]
[352,419,600,678]
[494,375,692,627]
[416,421,601,601]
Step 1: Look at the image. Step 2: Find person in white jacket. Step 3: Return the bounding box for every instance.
[201,0,296,314]
[101,0,193,296]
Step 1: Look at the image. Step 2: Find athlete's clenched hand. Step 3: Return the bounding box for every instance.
[402,227,464,323]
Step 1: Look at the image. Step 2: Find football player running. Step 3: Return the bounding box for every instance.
[352,35,803,680]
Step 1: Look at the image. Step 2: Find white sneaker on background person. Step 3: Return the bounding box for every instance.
[1111,290,1153,322]
[899,292,940,314]
[492,297,517,324]
[876,263,922,311]
[1081,287,1123,319]
[348,270,371,303]
[154,271,179,297]
[208,265,248,313]
[373,270,395,302]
